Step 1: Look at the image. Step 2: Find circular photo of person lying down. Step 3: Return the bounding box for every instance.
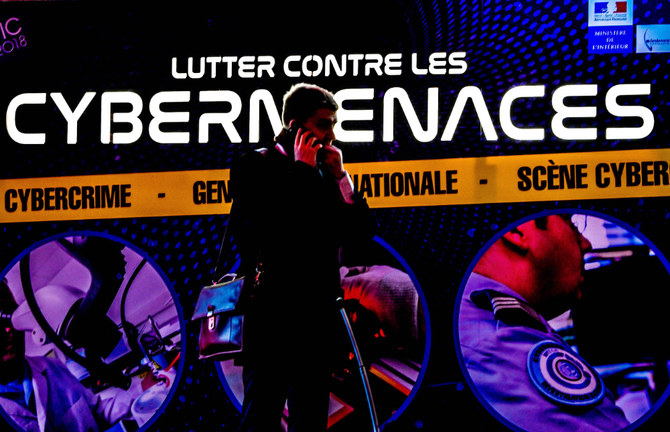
[455,211,670,432]
[0,232,185,432]
[211,236,429,431]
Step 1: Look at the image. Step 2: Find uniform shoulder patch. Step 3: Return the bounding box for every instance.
[527,340,605,407]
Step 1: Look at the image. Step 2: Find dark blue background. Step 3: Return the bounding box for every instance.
[1,1,669,431]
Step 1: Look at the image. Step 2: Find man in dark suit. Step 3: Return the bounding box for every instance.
[231,83,375,432]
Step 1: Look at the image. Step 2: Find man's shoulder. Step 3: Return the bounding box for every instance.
[458,274,556,363]
[233,146,284,170]
[462,273,550,333]
[230,146,271,178]
[236,146,269,162]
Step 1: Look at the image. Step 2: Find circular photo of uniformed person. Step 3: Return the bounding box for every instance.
[0,232,185,432]
[215,236,429,431]
[455,211,670,432]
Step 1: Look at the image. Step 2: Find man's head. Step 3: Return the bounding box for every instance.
[282,83,339,146]
[474,214,592,319]
[0,280,24,376]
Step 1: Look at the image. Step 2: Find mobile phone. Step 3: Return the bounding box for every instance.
[287,123,320,148]
[286,124,327,168]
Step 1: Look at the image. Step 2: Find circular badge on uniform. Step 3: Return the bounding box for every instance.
[527,340,605,407]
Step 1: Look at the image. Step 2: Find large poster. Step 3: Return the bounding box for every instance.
[1,1,669,431]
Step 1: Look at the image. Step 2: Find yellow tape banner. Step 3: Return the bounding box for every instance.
[346,148,670,208]
[2,149,670,223]
[0,170,232,223]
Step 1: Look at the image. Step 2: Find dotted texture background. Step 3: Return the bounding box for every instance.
[1,1,670,431]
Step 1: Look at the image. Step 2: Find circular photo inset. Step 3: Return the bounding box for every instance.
[216,236,429,431]
[455,211,670,432]
[0,232,185,432]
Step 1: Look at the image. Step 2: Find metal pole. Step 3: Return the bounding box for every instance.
[337,298,381,432]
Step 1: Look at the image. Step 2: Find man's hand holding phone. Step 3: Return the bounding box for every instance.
[290,120,346,180]
[292,125,322,169]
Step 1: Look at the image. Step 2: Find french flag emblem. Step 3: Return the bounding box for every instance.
[594,2,608,13]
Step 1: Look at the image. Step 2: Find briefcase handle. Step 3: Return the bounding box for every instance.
[215,273,238,285]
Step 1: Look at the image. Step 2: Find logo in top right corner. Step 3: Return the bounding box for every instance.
[636,25,670,53]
